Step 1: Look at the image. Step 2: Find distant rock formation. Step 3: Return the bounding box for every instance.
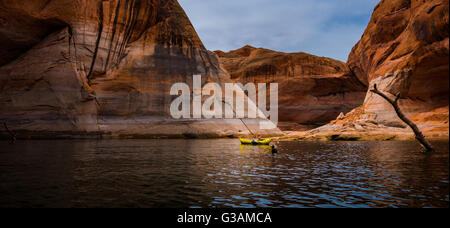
[0,0,282,139]
[295,0,449,140]
[215,45,367,130]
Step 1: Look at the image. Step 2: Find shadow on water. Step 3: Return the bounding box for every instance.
[0,139,448,208]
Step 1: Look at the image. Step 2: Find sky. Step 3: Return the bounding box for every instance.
[178,0,379,62]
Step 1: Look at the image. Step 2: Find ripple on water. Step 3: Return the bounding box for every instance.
[0,139,448,208]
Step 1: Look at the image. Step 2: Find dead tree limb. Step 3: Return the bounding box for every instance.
[3,122,17,144]
[370,84,434,152]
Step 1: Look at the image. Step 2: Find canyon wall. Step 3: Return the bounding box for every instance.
[1,0,447,140]
[215,46,367,130]
[296,0,449,140]
[0,0,281,138]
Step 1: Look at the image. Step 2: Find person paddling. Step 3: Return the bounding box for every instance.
[257,134,263,141]
[251,134,263,145]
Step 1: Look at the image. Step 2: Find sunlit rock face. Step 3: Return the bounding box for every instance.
[0,0,282,138]
[300,0,449,139]
[215,46,367,130]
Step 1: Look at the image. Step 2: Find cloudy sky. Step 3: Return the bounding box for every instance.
[179,0,379,62]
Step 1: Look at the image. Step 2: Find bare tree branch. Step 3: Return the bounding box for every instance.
[3,122,17,144]
[370,84,434,152]
[394,92,401,104]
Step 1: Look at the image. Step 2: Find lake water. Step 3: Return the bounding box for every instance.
[0,139,448,208]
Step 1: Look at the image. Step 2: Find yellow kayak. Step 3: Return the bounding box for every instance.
[240,138,272,145]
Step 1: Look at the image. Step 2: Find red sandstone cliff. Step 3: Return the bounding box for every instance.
[1,0,447,140]
[215,46,367,130]
[0,0,281,138]
[294,0,449,140]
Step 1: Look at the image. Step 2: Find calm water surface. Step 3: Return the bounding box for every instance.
[0,139,448,208]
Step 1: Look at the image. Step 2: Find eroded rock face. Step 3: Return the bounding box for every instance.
[0,0,282,138]
[215,46,367,130]
[301,0,449,139]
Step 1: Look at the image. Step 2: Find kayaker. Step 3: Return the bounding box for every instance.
[251,134,262,145]
[257,134,263,141]
[251,134,263,145]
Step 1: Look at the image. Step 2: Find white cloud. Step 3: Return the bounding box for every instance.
[179,0,379,61]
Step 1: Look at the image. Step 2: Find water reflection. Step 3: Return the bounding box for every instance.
[0,139,448,208]
[239,145,272,154]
